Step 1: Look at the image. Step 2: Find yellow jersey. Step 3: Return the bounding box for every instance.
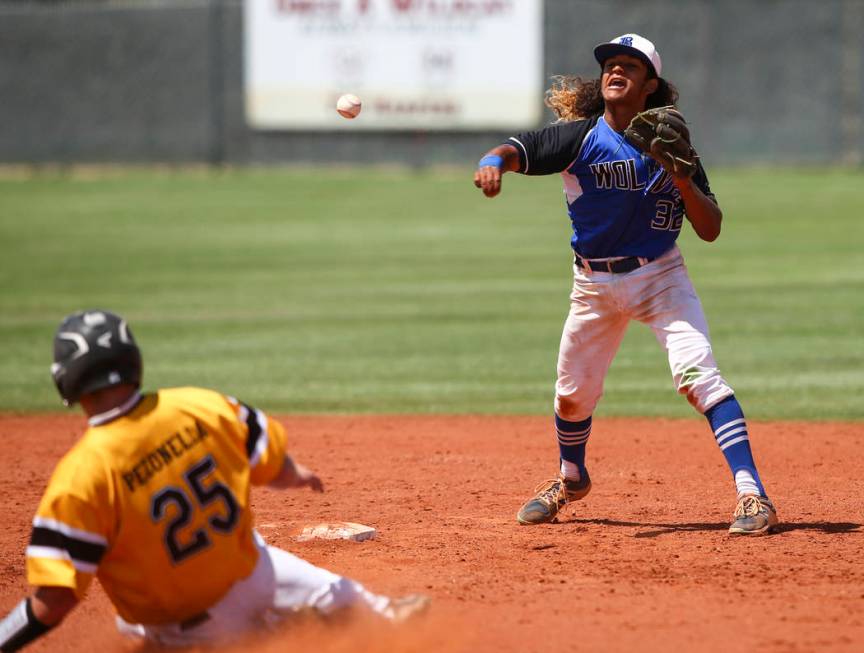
[26,387,287,625]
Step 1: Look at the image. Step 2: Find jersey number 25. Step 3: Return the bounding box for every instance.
[150,455,240,564]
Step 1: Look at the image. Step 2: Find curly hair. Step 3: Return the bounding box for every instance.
[544,76,679,122]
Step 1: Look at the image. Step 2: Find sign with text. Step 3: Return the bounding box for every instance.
[244,0,543,130]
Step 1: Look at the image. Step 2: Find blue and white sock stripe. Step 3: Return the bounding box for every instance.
[555,415,592,446]
[714,418,748,451]
[705,396,766,498]
[556,424,591,436]
[558,436,591,446]
[557,426,591,446]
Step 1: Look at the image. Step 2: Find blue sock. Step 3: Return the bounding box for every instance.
[704,396,766,498]
[555,414,591,480]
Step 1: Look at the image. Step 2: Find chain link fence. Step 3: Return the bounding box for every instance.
[1,0,862,165]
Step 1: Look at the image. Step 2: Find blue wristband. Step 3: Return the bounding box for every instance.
[478,154,504,169]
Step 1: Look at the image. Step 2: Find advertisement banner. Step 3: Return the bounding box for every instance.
[244,0,544,130]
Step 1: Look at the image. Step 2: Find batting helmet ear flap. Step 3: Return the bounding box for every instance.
[51,310,142,406]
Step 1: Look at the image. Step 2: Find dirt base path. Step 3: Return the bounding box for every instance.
[1,414,862,652]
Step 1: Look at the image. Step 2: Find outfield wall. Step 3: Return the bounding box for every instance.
[1,0,862,166]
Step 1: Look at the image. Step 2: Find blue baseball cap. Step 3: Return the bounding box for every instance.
[594,33,662,78]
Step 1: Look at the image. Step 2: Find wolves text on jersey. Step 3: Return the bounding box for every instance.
[588,158,645,191]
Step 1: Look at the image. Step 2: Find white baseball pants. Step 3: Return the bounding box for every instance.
[115,533,392,647]
[555,245,733,420]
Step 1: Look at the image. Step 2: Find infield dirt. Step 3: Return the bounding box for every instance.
[1,414,862,652]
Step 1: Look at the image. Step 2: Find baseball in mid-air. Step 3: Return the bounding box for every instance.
[336,93,362,119]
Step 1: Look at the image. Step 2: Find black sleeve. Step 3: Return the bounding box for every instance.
[504,118,596,176]
[692,160,718,205]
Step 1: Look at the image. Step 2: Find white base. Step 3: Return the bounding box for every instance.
[295,522,377,543]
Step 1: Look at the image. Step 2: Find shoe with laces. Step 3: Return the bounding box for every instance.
[383,594,431,623]
[728,494,778,535]
[516,471,591,525]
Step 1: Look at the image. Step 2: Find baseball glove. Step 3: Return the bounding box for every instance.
[624,106,698,178]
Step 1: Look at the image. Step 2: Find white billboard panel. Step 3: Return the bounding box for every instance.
[244,0,544,130]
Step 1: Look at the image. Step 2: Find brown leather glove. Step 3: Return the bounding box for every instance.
[624,106,699,178]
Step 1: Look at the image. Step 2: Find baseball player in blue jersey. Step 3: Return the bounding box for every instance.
[473,34,778,535]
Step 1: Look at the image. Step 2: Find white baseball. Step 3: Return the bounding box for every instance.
[336,93,362,119]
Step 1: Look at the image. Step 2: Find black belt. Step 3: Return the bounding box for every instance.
[179,611,211,631]
[574,254,652,274]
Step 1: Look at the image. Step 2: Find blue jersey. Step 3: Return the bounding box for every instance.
[506,114,717,259]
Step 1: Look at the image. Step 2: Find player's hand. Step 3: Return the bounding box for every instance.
[474,165,503,198]
[293,462,324,493]
[271,455,325,492]
[474,152,508,198]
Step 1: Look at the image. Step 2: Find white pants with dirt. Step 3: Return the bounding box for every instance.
[115,533,393,648]
[555,245,733,420]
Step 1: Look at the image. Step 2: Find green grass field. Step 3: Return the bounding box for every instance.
[1,167,862,419]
